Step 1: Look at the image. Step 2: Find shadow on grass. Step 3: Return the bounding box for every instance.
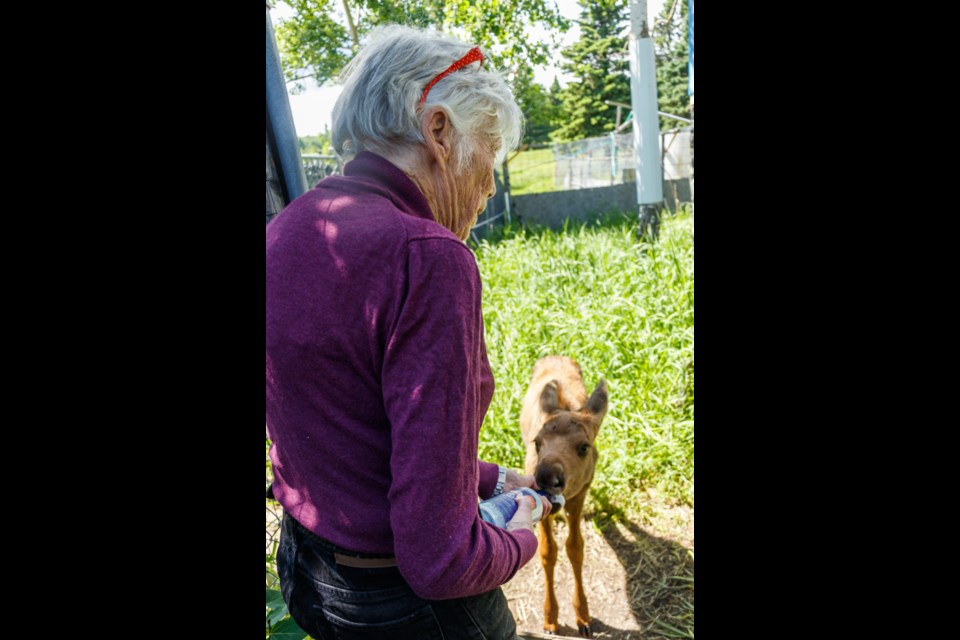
[514,488,693,640]
[587,492,694,640]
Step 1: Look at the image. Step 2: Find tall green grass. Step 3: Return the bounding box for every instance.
[475,210,694,518]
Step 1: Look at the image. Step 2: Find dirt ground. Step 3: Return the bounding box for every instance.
[504,494,694,640]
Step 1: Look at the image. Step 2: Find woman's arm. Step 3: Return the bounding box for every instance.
[478,460,501,499]
[382,237,538,600]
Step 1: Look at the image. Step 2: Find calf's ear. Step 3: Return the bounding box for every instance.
[585,379,608,424]
[540,380,560,414]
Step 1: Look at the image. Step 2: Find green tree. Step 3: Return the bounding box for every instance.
[512,69,559,144]
[547,76,564,129]
[653,0,690,131]
[298,128,333,155]
[551,0,630,141]
[274,0,568,91]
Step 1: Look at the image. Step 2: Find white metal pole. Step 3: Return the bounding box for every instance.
[628,0,663,240]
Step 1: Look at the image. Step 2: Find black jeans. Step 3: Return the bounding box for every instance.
[277,511,519,639]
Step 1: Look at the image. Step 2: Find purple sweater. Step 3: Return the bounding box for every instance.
[266,151,537,600]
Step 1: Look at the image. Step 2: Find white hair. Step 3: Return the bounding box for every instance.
[331,25,523,168]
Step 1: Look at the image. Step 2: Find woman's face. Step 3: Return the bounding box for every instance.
[453,138,498,240]
[428,135,498,241]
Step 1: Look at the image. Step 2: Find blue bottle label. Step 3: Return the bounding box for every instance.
[479,488,544,528]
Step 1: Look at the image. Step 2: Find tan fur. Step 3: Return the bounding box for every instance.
[520,356,608,638]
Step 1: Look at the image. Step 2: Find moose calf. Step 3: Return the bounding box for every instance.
[520,356,608,637]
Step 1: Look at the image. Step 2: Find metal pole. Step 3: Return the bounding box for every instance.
[628,0,663,241]
[266,5,308,204]
[610,132,617,184]
[658,111,692,124]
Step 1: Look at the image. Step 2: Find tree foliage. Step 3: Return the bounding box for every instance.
[653,0,690,131]
[512,68,561,145]
[298,130,333,155]
[274,0,569,91]
[551,0,630,142]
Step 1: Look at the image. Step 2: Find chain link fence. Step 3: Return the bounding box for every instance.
[302,154,342,189]
[554,133,635,189]
[506,128,692,195]
[660,128,693,181]
[659,128,693,211]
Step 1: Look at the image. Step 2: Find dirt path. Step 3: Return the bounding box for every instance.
[504,496,694,640]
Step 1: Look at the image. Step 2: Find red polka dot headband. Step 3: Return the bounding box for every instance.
[419,46,484,108]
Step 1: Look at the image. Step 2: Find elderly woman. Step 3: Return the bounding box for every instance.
[266,25,551,639]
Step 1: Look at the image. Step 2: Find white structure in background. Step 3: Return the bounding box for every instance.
[627,0,663,239]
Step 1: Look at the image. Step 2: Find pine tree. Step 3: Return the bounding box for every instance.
[512,69,559,144]
[654,0,691,131]
[546,77,565,135]
[552,0,631,142]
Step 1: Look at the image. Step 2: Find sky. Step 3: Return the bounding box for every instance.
[269,0,666,137]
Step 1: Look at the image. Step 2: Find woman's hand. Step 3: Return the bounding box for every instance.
[505,492,552,532]
[503,469,537,493]
[536,494,553,520]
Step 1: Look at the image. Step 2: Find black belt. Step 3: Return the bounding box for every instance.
[333,553,398,569]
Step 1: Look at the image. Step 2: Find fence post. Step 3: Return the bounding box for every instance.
[501,161,511,224]
[610,132,618,185]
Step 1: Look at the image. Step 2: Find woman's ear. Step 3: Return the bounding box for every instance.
[420,107,453,170]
